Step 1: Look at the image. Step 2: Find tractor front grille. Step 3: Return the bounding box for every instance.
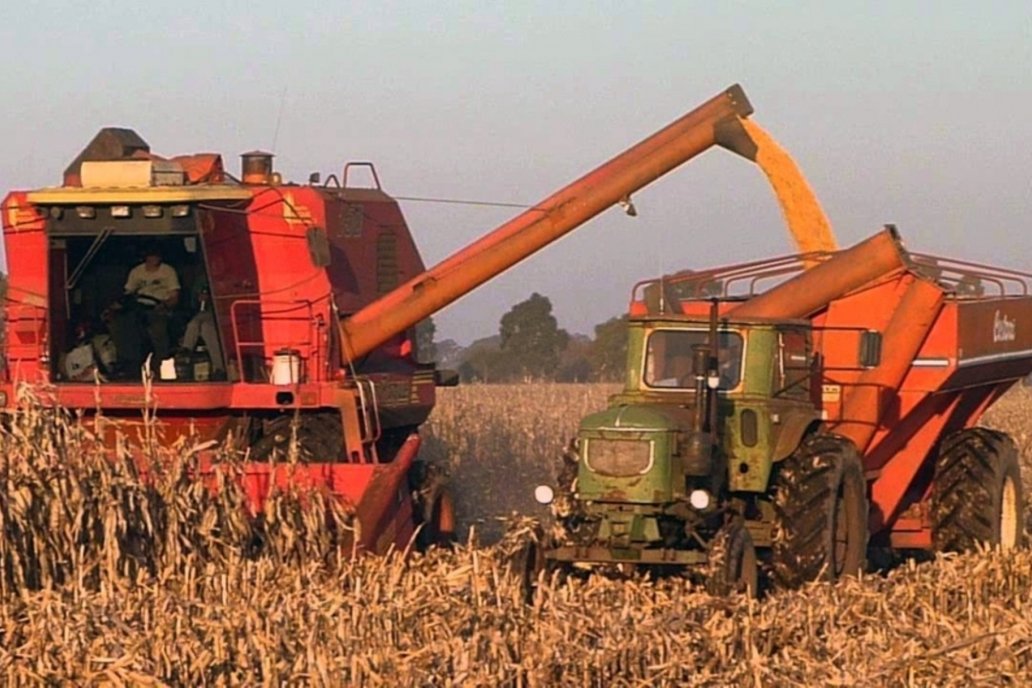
[585,438,653,477]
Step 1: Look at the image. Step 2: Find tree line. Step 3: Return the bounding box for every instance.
[424,293,628,383]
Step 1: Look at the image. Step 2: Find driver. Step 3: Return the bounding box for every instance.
[110,245,180,375]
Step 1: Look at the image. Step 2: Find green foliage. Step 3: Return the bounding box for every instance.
[415,317,437,364]
[589,315,629,381]
[499,293,569,380]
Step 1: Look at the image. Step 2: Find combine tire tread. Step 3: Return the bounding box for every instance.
[249,412,344,462]
[771,433,868,589]
[931,427,1025,552]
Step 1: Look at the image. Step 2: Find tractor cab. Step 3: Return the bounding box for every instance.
[572,312,822,528]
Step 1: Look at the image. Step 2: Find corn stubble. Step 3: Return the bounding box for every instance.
[0,384,1030,685]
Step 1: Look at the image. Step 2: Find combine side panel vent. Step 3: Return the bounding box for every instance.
[376,231,399,294]
[342,204,364,237]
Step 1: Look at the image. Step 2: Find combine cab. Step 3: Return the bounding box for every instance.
[2,86,765,552]
[536,228,1030,593]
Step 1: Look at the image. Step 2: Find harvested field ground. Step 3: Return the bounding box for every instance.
[1,383,1031,685]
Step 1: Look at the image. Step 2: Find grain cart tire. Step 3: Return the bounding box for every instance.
[931,428,1025,552]
[249,412,344,461]
[771,434,868,588]
[706,519,758,597]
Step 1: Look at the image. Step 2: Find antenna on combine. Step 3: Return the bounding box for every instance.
[270,86,288,152]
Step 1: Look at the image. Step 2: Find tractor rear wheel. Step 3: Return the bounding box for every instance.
[706,519,758,597]
[771,434,868,588]
[931,428,1025,552]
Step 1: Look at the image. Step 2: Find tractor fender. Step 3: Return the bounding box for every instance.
[771,413,821,463]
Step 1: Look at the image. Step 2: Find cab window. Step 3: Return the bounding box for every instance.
[644,330,743,390]
[776,328,811,398]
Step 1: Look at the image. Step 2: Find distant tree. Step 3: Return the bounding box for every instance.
[455,335,505,382]
[589,315,629,381]
[499,293,569,380]
[434,338,463,370]
[414,317,437,364]
[557,335,593,382]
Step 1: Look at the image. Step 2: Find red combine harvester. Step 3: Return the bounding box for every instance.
[1,86,760,552]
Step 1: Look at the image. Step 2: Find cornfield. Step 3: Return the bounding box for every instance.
[1,383,1031,685]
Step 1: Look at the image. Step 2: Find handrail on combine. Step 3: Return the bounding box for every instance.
[229,299,321,384]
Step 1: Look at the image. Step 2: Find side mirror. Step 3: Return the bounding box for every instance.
[434,369,460,387]
[859,330,882,368]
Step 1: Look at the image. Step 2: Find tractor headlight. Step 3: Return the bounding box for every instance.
[689,489,711,510]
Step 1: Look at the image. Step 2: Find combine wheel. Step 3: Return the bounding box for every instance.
[417,487,456,549]
[771,434,868,588]
[410,460,456,550]
[705,519,758,597]
[931,428,1025,552]
[248,412,344,461]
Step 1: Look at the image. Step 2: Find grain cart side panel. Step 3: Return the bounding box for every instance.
[864,295,1032,544]
[953,297,1032,385]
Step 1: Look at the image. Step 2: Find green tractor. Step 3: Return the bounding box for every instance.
[529,254,886,595]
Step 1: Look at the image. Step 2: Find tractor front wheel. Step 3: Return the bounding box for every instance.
[931,428,1025,552]
[771,434,869,589]
[705,519,758,597]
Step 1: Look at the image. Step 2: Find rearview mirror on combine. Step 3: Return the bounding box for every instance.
[859,330,882,368]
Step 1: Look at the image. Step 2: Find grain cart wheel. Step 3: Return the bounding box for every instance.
[706,519,758,597]
[771,434,868,588]
[931,428,1025,552]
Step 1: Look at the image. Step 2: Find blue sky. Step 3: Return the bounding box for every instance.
[2,1,1030,342]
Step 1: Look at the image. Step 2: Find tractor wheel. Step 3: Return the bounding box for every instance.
[931,428,1025,552]
[705,519,758,597]
[249,412,344,462]
[771,434,868,588]
[508,526,555,604]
